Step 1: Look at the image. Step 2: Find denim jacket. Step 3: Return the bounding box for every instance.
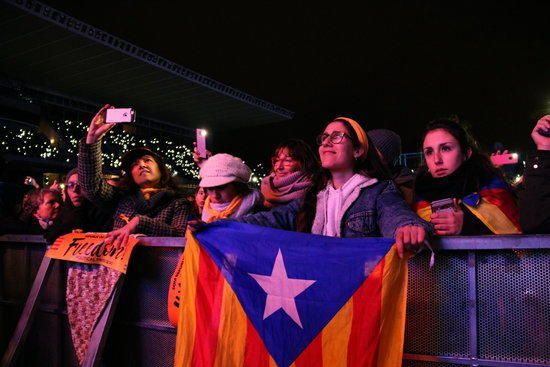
[240,179,432,238]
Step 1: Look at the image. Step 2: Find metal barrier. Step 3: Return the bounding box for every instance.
[1,234,549,366]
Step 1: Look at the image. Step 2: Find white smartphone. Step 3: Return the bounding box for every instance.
[196,129,208,158]
[105,108,136,124]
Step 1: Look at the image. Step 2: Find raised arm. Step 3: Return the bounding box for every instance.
[78,104,118,205]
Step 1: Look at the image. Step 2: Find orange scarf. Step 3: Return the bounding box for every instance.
[203,195,244,223]
[140,187,163,200]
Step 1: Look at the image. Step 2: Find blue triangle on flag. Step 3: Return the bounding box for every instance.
[196,221,393,367]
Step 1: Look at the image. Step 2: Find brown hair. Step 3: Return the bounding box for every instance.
[20,188,62,222]
[118,154,179,192]
[271,139,319,177]
[414,118,505,189]
[296,118,390,232]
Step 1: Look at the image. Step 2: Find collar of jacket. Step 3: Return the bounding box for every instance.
[311,175,378,236]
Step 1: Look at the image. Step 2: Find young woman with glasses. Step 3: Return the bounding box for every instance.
[44,168,114,242]
[238,117,431,257]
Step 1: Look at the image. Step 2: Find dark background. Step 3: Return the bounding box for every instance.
[43,1,550,163]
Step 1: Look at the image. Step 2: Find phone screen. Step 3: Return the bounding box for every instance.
[430,198,455,213]
[490,153,518,166]
[196,129,207,158]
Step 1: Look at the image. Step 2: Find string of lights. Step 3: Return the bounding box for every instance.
[1,120,268,185]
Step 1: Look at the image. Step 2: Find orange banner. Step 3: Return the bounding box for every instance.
[46,233,139,273]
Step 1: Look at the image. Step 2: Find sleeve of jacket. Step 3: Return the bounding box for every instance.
[519,150,550,234]
[77,138,118,205]
[376,180,434,238]
[237,199,301,231]
[136,199,190,236]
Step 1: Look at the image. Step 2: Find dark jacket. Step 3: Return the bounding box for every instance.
[78,139,190,236]
[520,150,550,234]
[0,216,44,235]
[239,179,432,238]
[44,199,114,243]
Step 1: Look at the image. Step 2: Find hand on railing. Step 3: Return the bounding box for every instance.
[104,217,139,248]
[394,225,426,259]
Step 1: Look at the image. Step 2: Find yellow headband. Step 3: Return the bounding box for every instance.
[334,117,369,159]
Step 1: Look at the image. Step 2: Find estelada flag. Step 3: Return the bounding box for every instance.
[175,221,409,367]
[415,176,521,235]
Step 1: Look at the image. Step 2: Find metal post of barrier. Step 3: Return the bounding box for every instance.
[467,251,479,363]
[82,276,126,367]
[1,256,54,367]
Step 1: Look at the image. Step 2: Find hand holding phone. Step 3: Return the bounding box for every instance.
[87,104,116,144]
[430,198,455,213]
[430,198,464,235]
[196,129,208,159]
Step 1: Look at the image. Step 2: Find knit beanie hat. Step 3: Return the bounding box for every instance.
[367,129,402,165]
[199,153,251,188]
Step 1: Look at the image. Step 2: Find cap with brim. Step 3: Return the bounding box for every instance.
[121,147,163,174]
[199,153,251,188]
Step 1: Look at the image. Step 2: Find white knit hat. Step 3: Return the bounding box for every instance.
[199,153,251,188]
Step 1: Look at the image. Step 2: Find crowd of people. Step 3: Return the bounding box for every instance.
[0,104,548,355]
[1,108,548,243]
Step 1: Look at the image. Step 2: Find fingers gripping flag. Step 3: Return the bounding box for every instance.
[175,221,409,367]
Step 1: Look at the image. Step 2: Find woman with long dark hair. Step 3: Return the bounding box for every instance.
[239,117,430,256]
[79,104,190,246]
[68,104,191,364]
[413,119,521,235]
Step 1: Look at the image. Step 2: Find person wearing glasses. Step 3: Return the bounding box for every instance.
[44,168,114,242]
[261,139,318,208]
[238,117,431,257]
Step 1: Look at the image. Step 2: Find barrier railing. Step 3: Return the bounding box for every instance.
[1,234,549,366]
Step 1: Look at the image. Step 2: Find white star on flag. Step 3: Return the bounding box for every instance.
[249,249,316,328]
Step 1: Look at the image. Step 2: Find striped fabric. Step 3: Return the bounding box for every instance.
[415,177,521,234]
[174,222,409,367]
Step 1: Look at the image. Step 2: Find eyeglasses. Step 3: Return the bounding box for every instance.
[66,182,80,190]
[271,156,297,167]
[316,131,352,145]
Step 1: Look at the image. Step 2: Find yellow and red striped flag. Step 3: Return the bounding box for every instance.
[175,221,409,367]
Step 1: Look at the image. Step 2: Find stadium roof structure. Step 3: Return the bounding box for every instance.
[0,0,294,136]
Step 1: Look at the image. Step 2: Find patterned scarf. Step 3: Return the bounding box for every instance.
[261,171,312,208]
[202,195,244,223]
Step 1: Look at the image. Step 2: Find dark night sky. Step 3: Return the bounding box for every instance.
[44,1,550,164]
